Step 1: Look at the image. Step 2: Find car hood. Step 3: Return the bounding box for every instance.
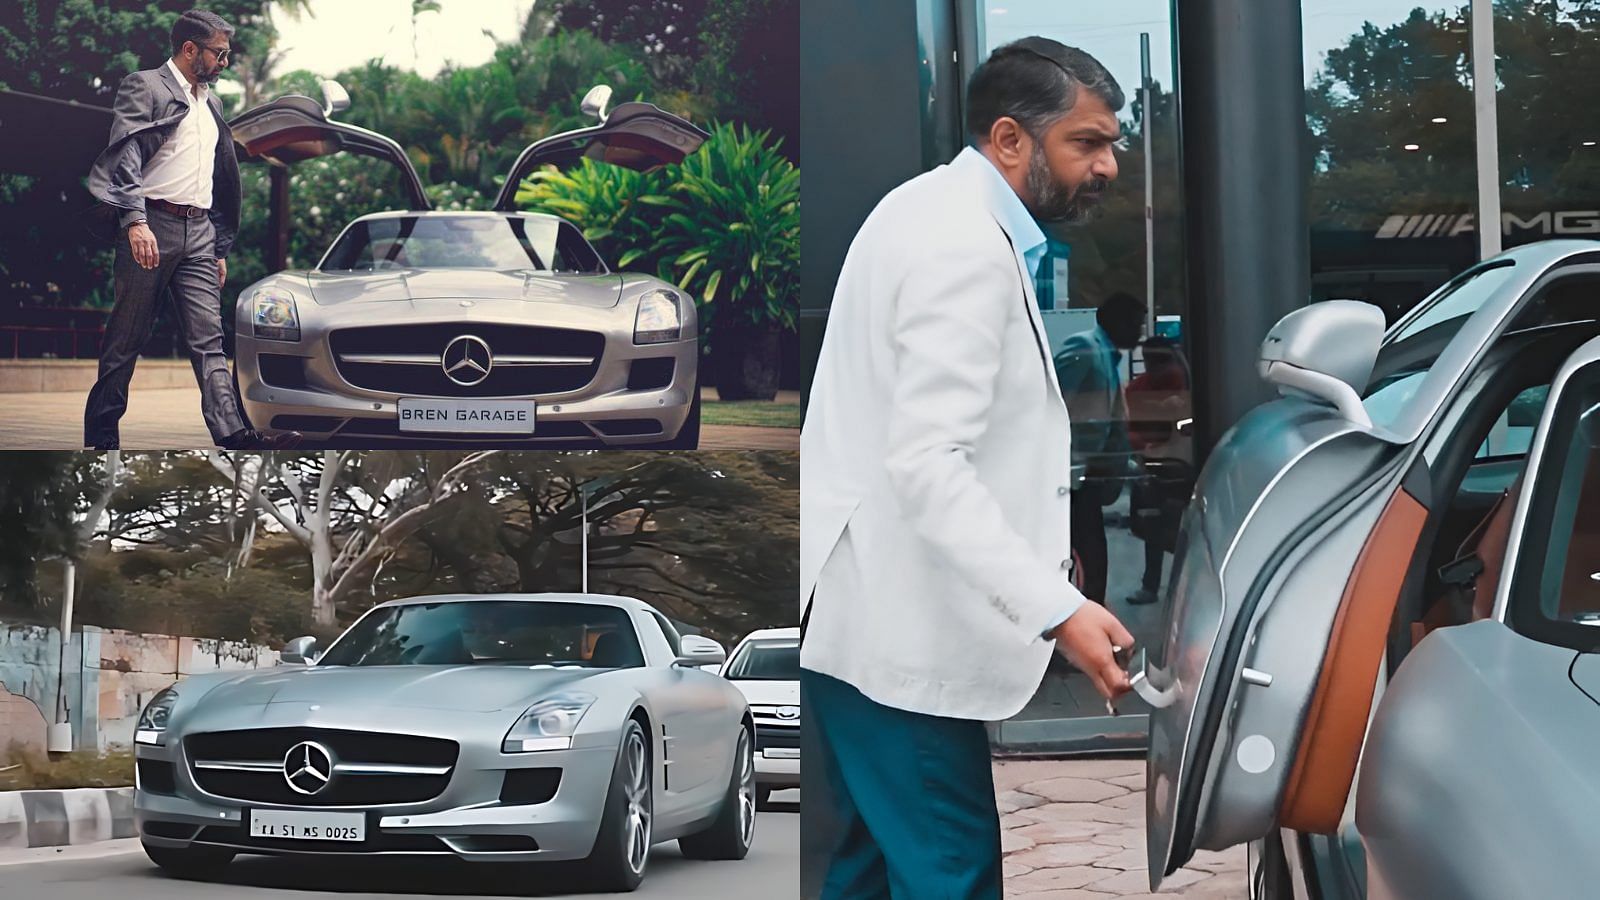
[191,664,598,714]
[302,269,624,309]
[727,679,799,707]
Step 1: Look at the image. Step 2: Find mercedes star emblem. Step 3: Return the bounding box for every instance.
[283,740,335,795]
[776,706,800,720]
[442,334,493,386]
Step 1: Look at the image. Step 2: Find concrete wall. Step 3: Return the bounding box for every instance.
[0,620,279,753]
[0,360,194,393]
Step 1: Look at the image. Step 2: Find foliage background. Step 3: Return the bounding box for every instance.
[1,450,798,647]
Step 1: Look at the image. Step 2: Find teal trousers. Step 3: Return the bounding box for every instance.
[804,669,1003,900]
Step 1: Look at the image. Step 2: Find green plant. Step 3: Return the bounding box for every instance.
[514,159,672,272]
[1,744,134,790]
[657,122,799,332]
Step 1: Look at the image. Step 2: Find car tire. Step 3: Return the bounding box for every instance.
[578,718,652,892]
[142,842,235,880]
[678,726,755,861]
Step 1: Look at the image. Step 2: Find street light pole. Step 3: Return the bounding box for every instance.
[581,485,590,593]
[1141,32,1156,339]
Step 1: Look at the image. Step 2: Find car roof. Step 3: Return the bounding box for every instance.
[372,592,658,615]
[739,627,800,642]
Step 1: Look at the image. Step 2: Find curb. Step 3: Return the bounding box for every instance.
[0,787,136,850]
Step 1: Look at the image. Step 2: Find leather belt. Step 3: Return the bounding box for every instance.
[147,198,208,218]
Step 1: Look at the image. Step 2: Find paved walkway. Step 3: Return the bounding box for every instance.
[996,759,1247,899]
[0,387,798,451]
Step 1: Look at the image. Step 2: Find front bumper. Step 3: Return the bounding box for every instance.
[135,734,618,862]
[236,299,697,447]
[755,751,800,787]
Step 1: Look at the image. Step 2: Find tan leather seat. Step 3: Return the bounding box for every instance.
[1410,475,1523,647]
[1279,486,1427,834]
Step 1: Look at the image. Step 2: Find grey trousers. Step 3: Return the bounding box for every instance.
[84,207,246,447]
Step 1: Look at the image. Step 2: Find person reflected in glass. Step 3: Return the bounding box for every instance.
[1053,292,1145,606]
[1124,336,1191,605]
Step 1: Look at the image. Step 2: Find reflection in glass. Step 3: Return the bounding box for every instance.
[977,1,1192,736]
[1304,2,1478,319]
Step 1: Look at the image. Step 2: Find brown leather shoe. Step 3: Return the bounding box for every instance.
[220,429,303,451]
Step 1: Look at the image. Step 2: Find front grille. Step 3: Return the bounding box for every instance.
[627,357,675,391]
[330,324,604,397]
[271,415,343,432]
[591,418,663,437]
[500,768,562,805]
[195,821,450,854]
[446,834,541,853]
[258,354,309,389]
[186,728,457,807]
[141,821,198,840]
[138,759,177,795]
[754,724,800,753]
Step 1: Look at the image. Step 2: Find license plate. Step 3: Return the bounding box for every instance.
[248,808,365,842]
[397,398,537,434]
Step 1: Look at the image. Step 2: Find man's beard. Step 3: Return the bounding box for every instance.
[195,61,222,84]
[1023,145,1107,224]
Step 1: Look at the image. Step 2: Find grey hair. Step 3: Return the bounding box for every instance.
[966,37,1125,143]
[170,9,235,56]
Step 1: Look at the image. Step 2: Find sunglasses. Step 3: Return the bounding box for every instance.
[196,43,232,64]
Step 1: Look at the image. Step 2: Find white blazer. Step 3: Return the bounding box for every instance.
[800,148,1089,722]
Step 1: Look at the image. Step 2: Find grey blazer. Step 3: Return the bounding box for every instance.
[83,64,242,258]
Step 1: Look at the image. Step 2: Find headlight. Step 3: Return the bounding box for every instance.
[252,287,301,341]
[503,692,596,752]
[135,687,178,745]
[634,289,683,344]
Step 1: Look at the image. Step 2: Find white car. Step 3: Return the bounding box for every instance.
[719,628,799,807]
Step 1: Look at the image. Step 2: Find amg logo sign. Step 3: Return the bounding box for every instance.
[1375,211,1600,239]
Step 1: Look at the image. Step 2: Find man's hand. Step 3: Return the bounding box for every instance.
[1050,603,1136,701]
[217,258,227,287]
[128,222,158,270]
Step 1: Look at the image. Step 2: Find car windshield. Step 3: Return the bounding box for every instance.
[1362,260,1519,433]
[317,601,644,668]
[319,215,605,273]
[722,639,799,680]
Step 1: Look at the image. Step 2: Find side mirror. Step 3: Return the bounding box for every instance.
[676,634,726,668]
[1259,300,1385,428]
[281,635,320,665]
[580,84,613,123]
[320,80,351,118]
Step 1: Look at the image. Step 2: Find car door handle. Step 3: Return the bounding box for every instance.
[1129,649,1179,709]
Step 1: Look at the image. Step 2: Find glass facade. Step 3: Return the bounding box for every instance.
[974,0,1192,751]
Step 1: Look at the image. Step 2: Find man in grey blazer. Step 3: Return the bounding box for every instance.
[82,8,301,451]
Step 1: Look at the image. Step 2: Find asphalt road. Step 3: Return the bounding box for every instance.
[0,795,798,899]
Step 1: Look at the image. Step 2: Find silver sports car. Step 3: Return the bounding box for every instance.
[133,593,755,891]
[1138,240,1600,898]
[227,84,707,449]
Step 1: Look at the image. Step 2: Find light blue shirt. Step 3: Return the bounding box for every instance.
[957,149,1080,638]
[960,146,1048,292]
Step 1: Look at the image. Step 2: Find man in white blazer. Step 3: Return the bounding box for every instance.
[800,38,1136,899]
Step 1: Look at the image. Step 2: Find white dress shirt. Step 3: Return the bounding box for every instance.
[800,147,1090,722]
[141,58,217,209]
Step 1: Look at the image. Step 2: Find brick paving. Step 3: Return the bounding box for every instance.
[0,386,798,451]
[996,759,1247,899]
